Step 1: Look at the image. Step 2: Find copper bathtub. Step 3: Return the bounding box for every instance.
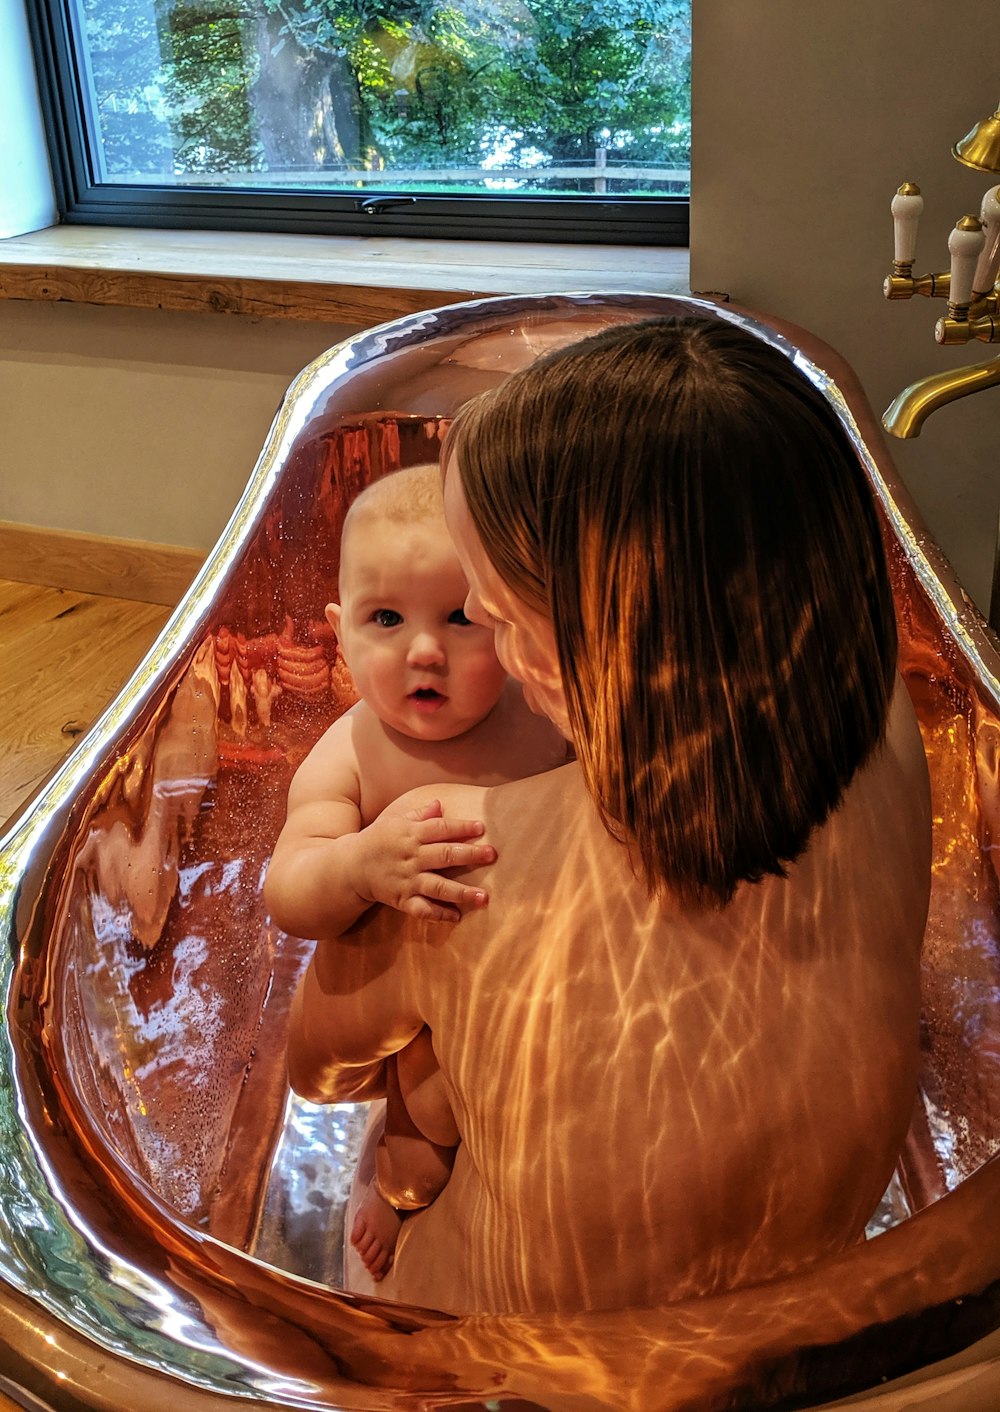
[2,293,1000,1411]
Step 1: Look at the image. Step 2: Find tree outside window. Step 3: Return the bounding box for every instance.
[76,0,690,197]
[34,0,689,239]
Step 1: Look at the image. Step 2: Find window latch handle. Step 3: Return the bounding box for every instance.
[356,196,418,215]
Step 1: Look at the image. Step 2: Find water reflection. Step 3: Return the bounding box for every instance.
[2,294,1000,1407]
[255,1094,369,1285]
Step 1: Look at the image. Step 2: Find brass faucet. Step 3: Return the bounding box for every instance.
[882,354,1000,438]
[882,102,1000,439]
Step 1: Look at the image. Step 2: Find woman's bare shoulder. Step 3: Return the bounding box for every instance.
[390,761,582,821]
[884,673,931,790]
[842,674,931,861]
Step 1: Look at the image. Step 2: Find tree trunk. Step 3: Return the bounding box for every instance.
[250,9,362,170]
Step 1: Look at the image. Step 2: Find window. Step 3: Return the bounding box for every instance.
[28,0,690,244]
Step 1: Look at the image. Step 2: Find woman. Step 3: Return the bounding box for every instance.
[287,316,931,1317]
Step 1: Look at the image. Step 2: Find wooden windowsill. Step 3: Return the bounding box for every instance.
[0,226,690,325]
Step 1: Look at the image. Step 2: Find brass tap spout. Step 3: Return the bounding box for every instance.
[882,353,1000,438]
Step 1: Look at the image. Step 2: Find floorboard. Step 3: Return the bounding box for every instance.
[0,577,170,827]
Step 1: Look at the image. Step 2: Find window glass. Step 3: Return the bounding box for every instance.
[70,0,690,202]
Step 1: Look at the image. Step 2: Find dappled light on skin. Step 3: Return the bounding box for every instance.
[360,703,926,1318]
[4,296,1000,1409]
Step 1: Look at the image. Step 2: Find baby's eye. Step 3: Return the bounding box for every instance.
[448,608,473,626]
[371,609,402,628]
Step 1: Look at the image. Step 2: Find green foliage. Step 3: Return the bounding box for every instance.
[81,0,690,184]
[486,0,690,164]
[80,0,174,174]
[161,4,259,169]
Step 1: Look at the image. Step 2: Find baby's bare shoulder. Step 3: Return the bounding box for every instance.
[288,706,365,809]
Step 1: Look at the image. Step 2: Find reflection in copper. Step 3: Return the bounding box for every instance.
[2,294,1000,1408]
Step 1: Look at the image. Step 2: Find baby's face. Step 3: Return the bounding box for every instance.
[329,514,508,742]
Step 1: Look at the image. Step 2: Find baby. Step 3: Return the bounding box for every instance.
[265,463,567,1280]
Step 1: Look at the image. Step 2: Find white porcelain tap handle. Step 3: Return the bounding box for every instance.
[973,185,1000,295]
[891,183,923,264]
[949,216,986,307]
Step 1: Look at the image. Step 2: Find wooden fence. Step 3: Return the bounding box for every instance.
[156,159,691,195]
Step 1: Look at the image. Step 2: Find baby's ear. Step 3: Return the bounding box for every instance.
[325,601,341,638]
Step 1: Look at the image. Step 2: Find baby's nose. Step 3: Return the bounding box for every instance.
[407,630,447,667]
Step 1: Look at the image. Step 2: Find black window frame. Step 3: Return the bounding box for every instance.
[26,0,690,247]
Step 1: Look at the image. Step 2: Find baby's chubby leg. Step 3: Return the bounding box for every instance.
[376,1030,458,1210]
[395,1024,460,1148]
[350,1040,459,1281]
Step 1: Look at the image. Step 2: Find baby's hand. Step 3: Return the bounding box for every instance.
[357,799,496,923]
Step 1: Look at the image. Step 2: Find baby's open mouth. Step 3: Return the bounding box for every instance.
[409,687,447,711]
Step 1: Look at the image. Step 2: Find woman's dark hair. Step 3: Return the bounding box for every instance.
[443,315,897,908]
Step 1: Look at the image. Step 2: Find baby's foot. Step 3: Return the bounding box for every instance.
[350,1180,402,1281]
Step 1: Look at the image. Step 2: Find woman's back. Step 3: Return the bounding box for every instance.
[358,679,930,1315]
[287,314,932,1317]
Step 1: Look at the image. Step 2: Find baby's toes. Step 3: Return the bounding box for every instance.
[364,1238,391,1279]
[351,1220,375,1254]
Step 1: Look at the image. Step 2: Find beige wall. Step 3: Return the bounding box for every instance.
[0,301,357,552]
[692,0,1000,612]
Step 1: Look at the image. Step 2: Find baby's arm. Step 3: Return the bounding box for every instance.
[264,715,496,939]
[288,780,487,1105]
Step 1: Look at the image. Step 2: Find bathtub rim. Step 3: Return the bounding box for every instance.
[1,289,999,1411]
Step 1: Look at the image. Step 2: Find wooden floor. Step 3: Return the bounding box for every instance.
[0,577,171,828]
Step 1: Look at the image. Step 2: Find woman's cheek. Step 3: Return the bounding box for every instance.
[493,627,522,683]
[495,627,553,697]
